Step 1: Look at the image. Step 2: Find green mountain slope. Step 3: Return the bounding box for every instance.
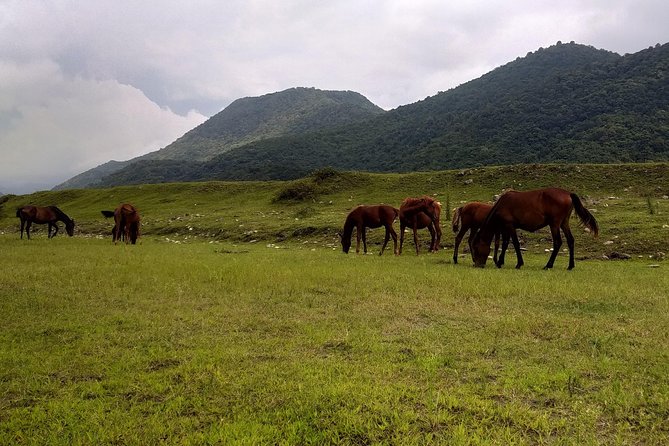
[143,87,386,161]
[53,88,385,189]
[97,42,669,187]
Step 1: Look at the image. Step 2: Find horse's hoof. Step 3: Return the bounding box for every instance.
[515,264,523,269]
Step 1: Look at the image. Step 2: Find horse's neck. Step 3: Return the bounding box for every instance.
[343,217,356,237]
[51,207,71,224]
[478,213,501,244]
[403,202,422,215]
[403,202,429,218]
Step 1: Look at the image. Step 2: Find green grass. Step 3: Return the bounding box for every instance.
[1,163,668,444]
[0,237,667,444]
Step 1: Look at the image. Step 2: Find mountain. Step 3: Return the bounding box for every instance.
[64,41,669,188]
[53,160,129,191]
[142,87,386,162]
[52,88,385,189]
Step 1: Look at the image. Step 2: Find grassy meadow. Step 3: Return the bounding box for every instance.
[1,163,668,444]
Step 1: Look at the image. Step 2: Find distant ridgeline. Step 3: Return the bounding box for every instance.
[55,42,669,189]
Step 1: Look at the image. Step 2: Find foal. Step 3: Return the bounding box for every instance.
[340,205,399,255]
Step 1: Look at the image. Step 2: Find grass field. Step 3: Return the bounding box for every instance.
[1,164,668,444]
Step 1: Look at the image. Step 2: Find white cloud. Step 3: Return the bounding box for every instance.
[0,0,667,193]
[0,59,206,193]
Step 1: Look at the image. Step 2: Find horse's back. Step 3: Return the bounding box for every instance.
[17,205,55,222]
[462,202,492,225]
[495,188,573,230]
[348,205,396,228]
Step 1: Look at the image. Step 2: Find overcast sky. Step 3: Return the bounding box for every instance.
[1,1,667,194]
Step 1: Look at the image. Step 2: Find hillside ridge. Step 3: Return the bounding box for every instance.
[59,42,669,189]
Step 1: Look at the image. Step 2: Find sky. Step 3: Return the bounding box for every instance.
[1,1,668,194]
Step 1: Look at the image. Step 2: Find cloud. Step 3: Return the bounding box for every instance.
[0,0,667,193]
[0,59,206,194]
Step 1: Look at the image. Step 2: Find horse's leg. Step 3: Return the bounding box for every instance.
[412,224,420,255]
[380,227,390,256]
[355,226,362,254]
[361,227,368,254]
[390,225,398,255]
[452,228,466,263]
[51,223,59,238]
[496,232,510,268]
[493,232,501,265]
[26,221,32,240]
[399,222,406,255]
[562,222,576,270]
[427,224,436,252]
[19,218,25,239]
[544,225,562,269]
[510,230,524,269]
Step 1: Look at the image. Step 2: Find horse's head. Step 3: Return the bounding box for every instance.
[470,229,490,268]
[338,231,351,253]
[65,219,75,237]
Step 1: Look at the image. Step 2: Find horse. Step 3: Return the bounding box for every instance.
[471,188,599,270]
[451,201,503,264]
[339,205,399,255]
[399,196,442,255]
[102,203,141,245]
[16,205,75,239]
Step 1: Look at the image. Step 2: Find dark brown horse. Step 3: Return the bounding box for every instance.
[102,203,141,245]
[451,201,502,264]
[16,205,75,239]
[471,188,599,270]
[399,196,442,255]
[340,205,399,255]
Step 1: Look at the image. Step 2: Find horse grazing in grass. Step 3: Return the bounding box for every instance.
[340,205,399,255]
[399,196,442,255]
[451,201,502,264]
[471,188,599,270]
[102,203,141,245]
[16,205,75,239]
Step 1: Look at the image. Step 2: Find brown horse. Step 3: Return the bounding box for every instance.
[399,196,442,255]
[102,203,141,245]
[471,188,599,270]
[340,205,399,255]
[451,202,502,264]
[16,205,75,239]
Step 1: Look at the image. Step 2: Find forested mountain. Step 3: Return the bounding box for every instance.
[53,88,385,189]
[64,42,669,188]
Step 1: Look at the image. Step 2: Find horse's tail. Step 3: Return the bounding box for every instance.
[571,193,599,237]
[393,207,400,221]
[101,210,115,218]
[431,200,442,224]
[451,207,462,233]
[16,207,22,218]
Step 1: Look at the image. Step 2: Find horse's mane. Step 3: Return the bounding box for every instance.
[479,195,505,234]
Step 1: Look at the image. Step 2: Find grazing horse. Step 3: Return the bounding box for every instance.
[16,205,75,239]
[399,196,442,255]
[471,188,599,270]
[340,205,399,255]
[102,203,141,245]
[451,201,503,264]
